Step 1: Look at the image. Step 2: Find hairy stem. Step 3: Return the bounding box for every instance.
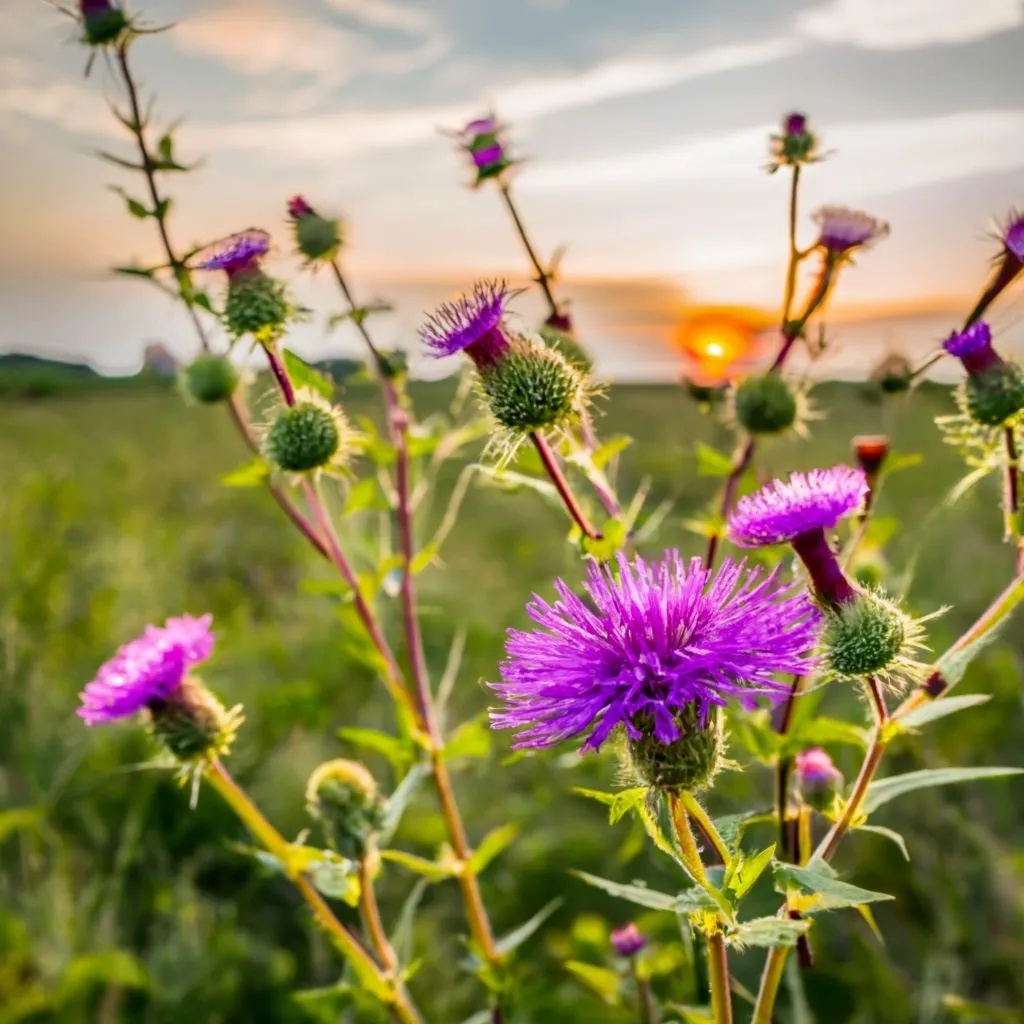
[707,932,733,1024]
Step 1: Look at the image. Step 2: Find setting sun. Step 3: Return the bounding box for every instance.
[675,307,769,381]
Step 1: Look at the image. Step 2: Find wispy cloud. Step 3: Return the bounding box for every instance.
[322,0,435,34]
[795,0,1024,49]
[0,56,114,136]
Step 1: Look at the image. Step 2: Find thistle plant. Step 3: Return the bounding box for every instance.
[44,5,1024,1023]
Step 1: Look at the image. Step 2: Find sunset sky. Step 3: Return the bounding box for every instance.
[1,0,1022,375]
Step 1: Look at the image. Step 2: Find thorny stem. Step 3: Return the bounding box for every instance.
[205,762,422,1024]
[531,432,603,539]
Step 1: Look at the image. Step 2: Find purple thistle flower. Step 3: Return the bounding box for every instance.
[784,112,807,136]
[419,281,511,368]
[812,206,889,254]
[943,321,1002,375]
[1004,211,1024,262]
[78,615,214,725]
[490,552,820,752]
[611,923,646,958]
[795,747,839,784]
[197,230,271,277]
[728,466,868,549]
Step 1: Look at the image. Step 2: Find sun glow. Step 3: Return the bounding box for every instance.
[675,308,765,382]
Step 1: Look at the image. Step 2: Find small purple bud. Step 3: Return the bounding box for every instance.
[795,747,842,812]
[610,923,646,958]
[457,115,513,185]
[784,112,807,136]
[287,195,315,221]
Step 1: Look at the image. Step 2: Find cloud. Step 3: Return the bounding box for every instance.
[795,0,1024,49]
[322,0,434,34]
[518,108,1024,197]
[0,57,114,136]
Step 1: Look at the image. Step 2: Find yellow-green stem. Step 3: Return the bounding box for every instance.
[752,946,788,1024]
[668,794,707,884]
[707,931,733,1024]
[677,790,731,865]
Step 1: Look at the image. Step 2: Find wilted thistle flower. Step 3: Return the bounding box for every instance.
[490,552,819,791]
[197,230,290,342]
[264,393,348,473]
[811,206,890,256]
[944,322,1024,427]
[767,111,821,172]
[420,282,588,450]
[610,923,646,958]
[78,614,241,764]
[182,353,238,404]
[794,747,842,812]
[287,195,342,263]
[456,115,514,186]
[306,759,386,861]
[79,0,128,46]
[732,374,799,434]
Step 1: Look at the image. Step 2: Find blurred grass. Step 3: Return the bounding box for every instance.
[1,379,1023,1023]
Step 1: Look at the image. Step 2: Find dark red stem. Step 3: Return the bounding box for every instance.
[531,433,602,540]
[790,529,858,606]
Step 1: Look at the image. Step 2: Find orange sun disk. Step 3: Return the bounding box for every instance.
[675,309,765,383]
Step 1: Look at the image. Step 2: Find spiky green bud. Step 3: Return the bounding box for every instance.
[146,677,242,765]
[478,335,585,434]
[183,354,238,404]
[224,269,290,341]
[733,375,797,434]
[294,213,342,263]
[81,4,128,46]
[963,362,1024,427]
[823,590,909,678]
[265,400,344,472]
[538,324,593,372]
[626,706,725,793]
[306,759,386,860]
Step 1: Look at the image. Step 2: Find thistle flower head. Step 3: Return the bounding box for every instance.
[871,352,914,394]
[1003,210,1024,262]
[306,759,386,860]
[78,614,214,725]
[728,466,868,548]
[197,230,271,277]
[79,0,128,46]
[287,195,315,220]
[812,206,889,254]
[768,111,820,171]
[732,374,798,434]
[490,552,820,753]
[456,115,513,184]
[182,353,238,404]
[610,923,646,958]
[944,322,992,360]
[419,281,511,367]
[287,196,342,262]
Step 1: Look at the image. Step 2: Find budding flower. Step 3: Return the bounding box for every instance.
[78,614,241,765]
[306,759,386,860]
[944,322,1024,427]
[853,435,888,513]
[610,923,646,958]
[79,0,128,46]
[627,704,727,793]
[822,588,921,684]
[871,353,914,395]
[811,206,890,256]
[264,394,348,473]
[794,747,842,812]
[732,374,799,435]
[767,111,821,172]
[456,115,514,186]
[196,230,290,343]
[287,195,342,263]
[539,313,593,372]
[182,353,239,404]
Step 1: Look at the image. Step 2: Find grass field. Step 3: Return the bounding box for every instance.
[2,378,1023,1023]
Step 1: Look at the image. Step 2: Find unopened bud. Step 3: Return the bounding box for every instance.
[965,363,1024,427]
[183,353,238,404]
[538,322,592,372]
[306,759,386,860]
[610,923,646,958]
[224,270,290,342]
[264,398,346,473]
[822,590,908,679]
[79,0,128,46]
[768,111,819,170]
[459,116,513,185]
[733,375,797,435]
[287,195,342,263]
[794,747,842,812]
[626,706,725,793]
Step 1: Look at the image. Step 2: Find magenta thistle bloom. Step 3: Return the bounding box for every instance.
[784,112,807,136]
[943,321,1003,375]
[728,466,868,549]
[197,230,271,278]
[812,206,889,254]
[287,195,315,221]
[419,281,511,368]
[490,552,819,752]
[611,923,646,957]
[78,615,214,725]
[456,115,513,184]
[795,747,839,784]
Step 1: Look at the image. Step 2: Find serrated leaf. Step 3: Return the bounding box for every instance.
[219,458,270,488]
[572,787,616,808]
[572,871,678,911]
[774,863,893,911]
[896,694,991,730]
[380,849,456,881]
[857,824,910,861]
[695,442,734,477]
[729,916,810,948]
[442,717,491,762]
[494,898,562,955]
[283,349,334,399]
[469,824,518,875]
[565,961,621,1004]
[675,887,720,912]
[337,727,411,773]
[861,766,1023,814]
[712,811,775,853]
[729,844,776,899]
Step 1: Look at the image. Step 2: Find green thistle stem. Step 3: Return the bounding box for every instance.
[707,932,733,1024]
[675,790,730,865]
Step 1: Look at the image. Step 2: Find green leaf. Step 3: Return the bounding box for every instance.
[0,808,45,844]
[695,442,735,477]
[380,763,430,845]
[473,464,560,506]
[219,458,270,488]
[941,995,1021,1021]
[154,197,172,221]
[494,898,562,956]
[113,264,159,279]
[343,477,390,515]
[283,349,334,399]
[304,853,361,906]
[713,811,775,853]
[390,877,429,965]
[571,871,678,911]
[380,849,456,882]
[582,518,629,561]
[590,434,633,470]
[789,716,868,750]
[57,951,148,1001]
[857,824,910,861]
[675,886,720,912]
[861,767,1024,814]
[565,961,622,1005]
[773,863,893,912]
[896,694,991,730]
[571,787,616,808]
[157,132,174,163]
[728,844,776,899]
[337,727,411,773]
[884,451,923,474]
[469,824,518,875]
[728,916,810,949]
[608,787,648,825]
[442,717,492,762]
[671,1007,714,1023]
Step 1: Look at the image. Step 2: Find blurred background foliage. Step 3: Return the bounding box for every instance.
[2,376,1023,1023]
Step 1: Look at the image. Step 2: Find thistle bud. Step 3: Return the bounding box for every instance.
[306,759,386,860]
[768,111,820,171]
[264,398,346,473]
[538,321,593,372]
[626,706,725,793]
[458,116,513,186]
[182,353,238,404]
[146,676,243,764]
[733,374,797,434]
[946,324,1024,426]
[478,334,586,434]
[683,375,728,409]
[822,589,909,679]
[872,353,914,394]
[79,0,128,46]
[287,195,342,263]
[610,923,646,958]
[853,435,888,511]
[794,747,842,812]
